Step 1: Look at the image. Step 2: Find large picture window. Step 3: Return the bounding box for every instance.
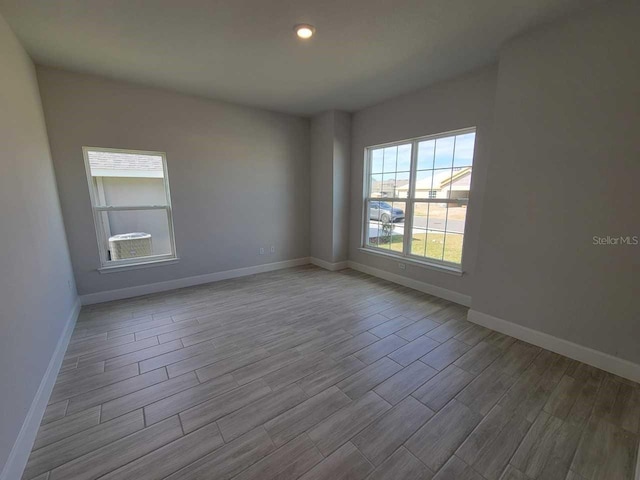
[83,147,177,269]
[363,128,476,271]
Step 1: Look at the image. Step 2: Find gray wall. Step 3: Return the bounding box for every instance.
[473,1,640,364]
[36,67,310,296]
[310,112,335,263]
[0,15,77,471]
[310,111,351,264]
[348,66,498,297]
[332,111,351,263]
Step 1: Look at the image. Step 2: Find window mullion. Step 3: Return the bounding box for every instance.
[95,205,168,212]
[402,139,420,257]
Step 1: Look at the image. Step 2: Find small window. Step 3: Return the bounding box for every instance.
[83,147,177,268]
[363,128,476,270]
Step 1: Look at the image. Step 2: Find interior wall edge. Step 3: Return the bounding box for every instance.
[310,257,349,272]
[467,309,640,384]
[347,260,472,307]
[80,257,311,305]
[0,298,81,480]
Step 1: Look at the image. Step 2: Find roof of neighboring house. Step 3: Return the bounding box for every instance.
[396,167,471,191]
[87,150,164,178]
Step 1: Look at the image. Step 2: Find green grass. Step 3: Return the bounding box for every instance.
[370,232,463,264]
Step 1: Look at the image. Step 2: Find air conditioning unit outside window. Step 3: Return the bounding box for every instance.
[108,233,152,260]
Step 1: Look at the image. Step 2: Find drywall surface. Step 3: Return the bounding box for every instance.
[310,112,335,263]
[310,110,351,264]
[473,1,640,363]
[0,14,77,471]
[349,65,498,296]
[36,67,310,295]
[332,111,351,263]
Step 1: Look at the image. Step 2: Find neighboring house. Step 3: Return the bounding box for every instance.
[370,178,410,198]
[88,151,171,258]
[396,167,472,203]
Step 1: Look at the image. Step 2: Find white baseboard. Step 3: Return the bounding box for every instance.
[310,257,348,272]
[347,260,471,307]
[467,309,640,384]
[80,257,311,305]
[1,297,81,480]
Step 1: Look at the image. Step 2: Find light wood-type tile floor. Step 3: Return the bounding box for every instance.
[22,266,639,480]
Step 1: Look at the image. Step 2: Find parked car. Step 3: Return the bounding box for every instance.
[369,201,404,223]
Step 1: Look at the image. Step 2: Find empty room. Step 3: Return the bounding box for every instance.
[1,0,638,479]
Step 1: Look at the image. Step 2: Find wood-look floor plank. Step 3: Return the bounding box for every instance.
[143,373,238,425]
[297,355,366,397]
[593,377,640,434]
[232,434,323,480]
[488,341,541,377]
[499,465,529,480]
[264,386,352,447]
[336,357,403,400]
[456,368,516,416]
[432,455,484,480]
[104,339,184,370]
[368,316,417,338]
[23,410,144,479]
[64,334,136,359]
[99,422,223,480]
[454,324,492,346]
[455,405,531,480]
[454,341,504,376]
[55,361,105,385]
[352,396,433,466]
[374,360,438,405]
[217,383,307,441]
[412,364,475,411]
[194,347,271,382]
[322,332,379,360]
[420,338,472,371]
[66,367,168,415]
[179,379,272,434]
[366,446,434,480]
[511,410,583,479]
[49,364,139,405]
[426,319,472,343]
[307,391,391,456]
[164,427,275,480]
[298,442,373,480]
[138,340,212,373]
[48,416,182,480]
[32,406,101,450]
[396,318,440,342]
[231,349,303,385]
[388,335,440,366]
[75,337,159,368]
[40,401,67,426]
[101,371,199,422]
[570,415,638,480]
[352,334,407,365]
[262,351,337,391]
[406,398,482,472]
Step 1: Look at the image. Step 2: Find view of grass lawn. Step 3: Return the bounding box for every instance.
[373,231,463,264]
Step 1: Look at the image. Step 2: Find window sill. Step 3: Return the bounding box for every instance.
[358,248,463,276]
[98,257,179,274]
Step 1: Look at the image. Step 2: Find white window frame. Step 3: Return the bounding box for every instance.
[361,127,476,273]
[82,146,177,271]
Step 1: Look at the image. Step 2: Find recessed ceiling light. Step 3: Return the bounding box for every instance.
[294,24,315,39]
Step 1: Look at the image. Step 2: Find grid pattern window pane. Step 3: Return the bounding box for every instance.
[363,129,476,269]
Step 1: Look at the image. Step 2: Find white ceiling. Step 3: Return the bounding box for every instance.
[0,0,603,115]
